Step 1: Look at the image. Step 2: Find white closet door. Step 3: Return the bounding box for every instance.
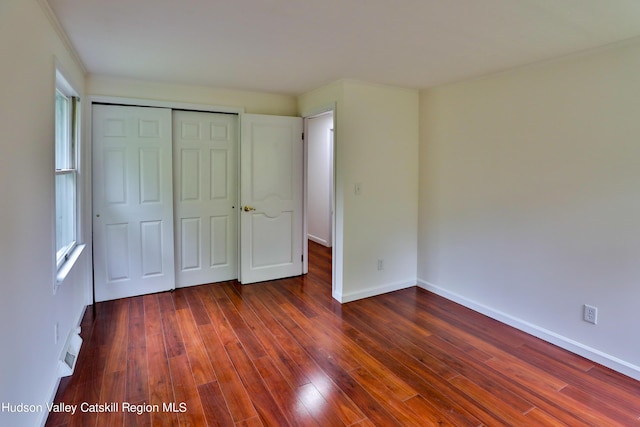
[240,114,303,284]
[92,105,175,302]
[173,111,238,287]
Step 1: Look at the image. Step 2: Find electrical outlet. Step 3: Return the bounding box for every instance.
[354,183,362,196]
[583,304,598,325]
[54,322,59,345]
[377,259,384,271]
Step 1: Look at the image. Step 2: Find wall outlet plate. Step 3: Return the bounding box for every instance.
[584,304,598,325]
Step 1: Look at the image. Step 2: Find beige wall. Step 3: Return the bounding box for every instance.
[88,75,297,116]
[418,40,640,378]
[0,1,89,425]
[299,80,419,302]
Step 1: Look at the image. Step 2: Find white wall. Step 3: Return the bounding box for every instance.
[299,80,419,303]
[87,75,297,116]
[307,112,333,247]
[418,39,640,379]
[0,1,89,426]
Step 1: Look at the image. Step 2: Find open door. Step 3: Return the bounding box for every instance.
[239,114,303,284]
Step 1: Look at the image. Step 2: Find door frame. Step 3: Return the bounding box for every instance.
[86,96,244,305]
[302,104,340,301]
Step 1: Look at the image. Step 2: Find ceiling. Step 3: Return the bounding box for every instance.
[47,0,640,95]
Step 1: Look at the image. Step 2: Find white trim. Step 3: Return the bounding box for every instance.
[302,104,341,302]
[55,244,86,290]
[417,279,640,381]
[54,66,82,287]
[55,69,78,97]
[88,95,245,115]
[38,0,87,74]
[81,97,93,306]
[308,234,330,247]
[340,279,415,304]
[301,104,336,121]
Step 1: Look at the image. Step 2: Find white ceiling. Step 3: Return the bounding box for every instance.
[48,0,640,95]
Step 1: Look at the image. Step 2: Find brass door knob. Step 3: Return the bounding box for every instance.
[243,206,256,212]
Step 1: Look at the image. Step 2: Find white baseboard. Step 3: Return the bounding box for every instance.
[417,279,640,381]
[340,279,415,303]
[308,234,330,247]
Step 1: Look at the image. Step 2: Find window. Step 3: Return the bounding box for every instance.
[55,72,79,270]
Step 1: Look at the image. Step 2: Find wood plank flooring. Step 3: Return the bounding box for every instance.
[47,241,640,426]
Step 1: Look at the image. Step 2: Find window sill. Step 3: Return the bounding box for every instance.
[55,244,86,291]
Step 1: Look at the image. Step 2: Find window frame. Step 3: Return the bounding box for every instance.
[55,69,80,273]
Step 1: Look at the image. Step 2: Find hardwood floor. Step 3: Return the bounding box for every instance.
[47,241,640,426]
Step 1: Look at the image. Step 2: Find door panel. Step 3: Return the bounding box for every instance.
[93,105,175,302]
[211,216,229,265]
[140,220,163,276]
[140,148,161,203]
[180,217,201,270]
[173,111,238,287]
[240,114,303,284]
[105,223,129,281]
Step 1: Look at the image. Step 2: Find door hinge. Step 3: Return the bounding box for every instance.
[302,132,304,140]
[301,254,304,262]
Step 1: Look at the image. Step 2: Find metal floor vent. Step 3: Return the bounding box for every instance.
[58,327,82,377]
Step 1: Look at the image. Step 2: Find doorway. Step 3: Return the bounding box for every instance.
[304,110,335,291]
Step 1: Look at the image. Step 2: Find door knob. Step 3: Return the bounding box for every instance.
[243,206,256,212]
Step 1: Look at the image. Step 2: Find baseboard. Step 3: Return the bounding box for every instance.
[308,234,330,247]
[340,279,415,303]
[40,304,88,427]
[417,279,640,381]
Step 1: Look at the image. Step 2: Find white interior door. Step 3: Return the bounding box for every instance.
[92,104,175,302]
[173,111,238,287]
[240,114,303,284]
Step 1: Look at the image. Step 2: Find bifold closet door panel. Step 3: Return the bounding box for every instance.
[173,111,238,287]
[93,104,175,302]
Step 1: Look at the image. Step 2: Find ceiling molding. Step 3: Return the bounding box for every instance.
[37,0,87,75]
